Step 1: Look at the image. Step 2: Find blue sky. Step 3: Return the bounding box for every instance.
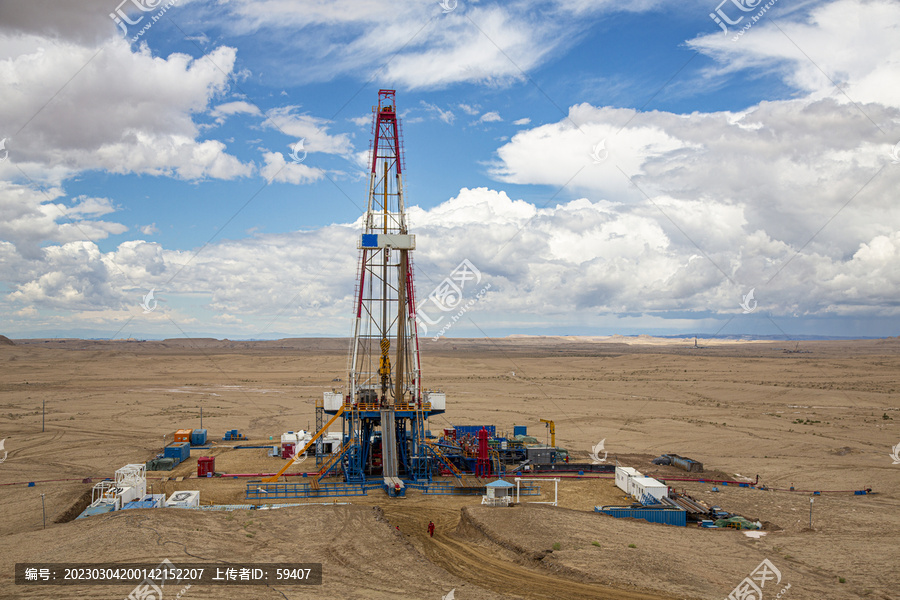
[1,0,898,340]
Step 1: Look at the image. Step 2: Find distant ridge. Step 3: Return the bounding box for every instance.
[0,335,14,346]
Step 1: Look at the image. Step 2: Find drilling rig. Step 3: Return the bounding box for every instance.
[264,90,446,495]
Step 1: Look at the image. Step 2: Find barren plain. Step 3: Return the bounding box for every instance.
[0,335,898,599]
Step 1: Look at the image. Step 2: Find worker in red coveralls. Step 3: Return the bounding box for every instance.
[427,521,435,537]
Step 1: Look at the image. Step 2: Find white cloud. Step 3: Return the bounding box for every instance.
[0,182,127,259]
[479,111,502,123]
[7,186,900,338]
[458,103,480,115]
[260,152,325,184]
[0,37,252,183]
[420,101,455,125]
[689,0,900,111]
[140,223,159,235]
[212,1,648,89]
[348,114,372,127]
[210,100,262,124]
[513,117,531,126]
[262,106,353,155]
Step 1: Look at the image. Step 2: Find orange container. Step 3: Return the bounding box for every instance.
[174,429,193,443]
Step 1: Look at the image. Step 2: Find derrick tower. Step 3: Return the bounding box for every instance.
[323,89,445,489]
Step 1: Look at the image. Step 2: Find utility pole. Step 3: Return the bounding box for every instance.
[42,399,45,433]
[41,493,46,529]
[809,497,814,528]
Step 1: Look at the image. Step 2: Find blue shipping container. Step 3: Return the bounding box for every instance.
[191,429,208,445]
[513,425,527,436]
[594,506,687,527]
[164,442,190,464]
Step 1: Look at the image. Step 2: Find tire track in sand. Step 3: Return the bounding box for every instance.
[382,505,674,600]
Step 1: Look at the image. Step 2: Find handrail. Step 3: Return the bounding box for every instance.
[316,439,352,479]
[424,442,463,478]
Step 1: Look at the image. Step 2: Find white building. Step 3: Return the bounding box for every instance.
[630,476,669,504]
[615,466,642,494]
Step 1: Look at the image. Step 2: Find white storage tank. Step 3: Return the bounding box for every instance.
[630,476,668,504]
[166,491,200,508]
[615,466,642,493]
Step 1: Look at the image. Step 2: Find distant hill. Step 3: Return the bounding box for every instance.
[0,335,14,346]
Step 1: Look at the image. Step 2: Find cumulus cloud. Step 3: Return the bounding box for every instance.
[479,111,502,123]
[7,183,900,340]
[260,152,325,184]
[0,37,252,183]
[262,107,353,155]
[0,182,127,259]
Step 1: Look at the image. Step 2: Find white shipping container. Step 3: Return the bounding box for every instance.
[630,476,668,504]
[615,466,642,493]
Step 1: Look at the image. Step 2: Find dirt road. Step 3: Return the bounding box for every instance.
[381,504,675,600]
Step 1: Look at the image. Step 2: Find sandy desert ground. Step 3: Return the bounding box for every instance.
[0,335,898,599]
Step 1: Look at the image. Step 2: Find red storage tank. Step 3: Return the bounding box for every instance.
[197,456,215,477]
